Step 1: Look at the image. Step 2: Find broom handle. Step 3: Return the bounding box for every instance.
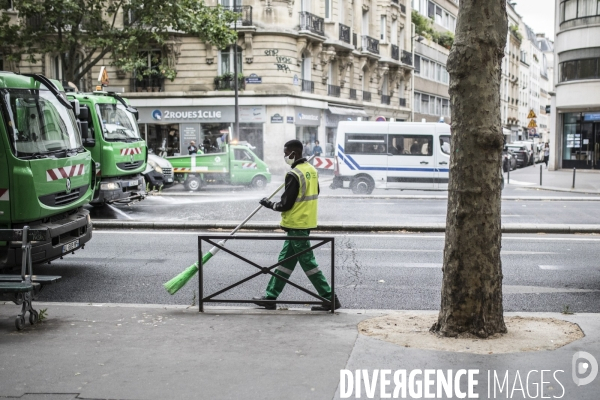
[207,155,316,256]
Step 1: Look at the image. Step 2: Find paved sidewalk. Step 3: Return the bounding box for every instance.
[1,303,599,400]
[505,165,600,194]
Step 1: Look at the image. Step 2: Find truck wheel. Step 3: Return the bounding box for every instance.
[251,175,267,189]
[184,177,202,191]
[350,176,374,195]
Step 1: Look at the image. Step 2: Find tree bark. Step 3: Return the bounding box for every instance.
[431,0,508,338]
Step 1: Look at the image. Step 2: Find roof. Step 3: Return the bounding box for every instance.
[523,24,541,49]
[0,72,45,90]
[538,37,554,53]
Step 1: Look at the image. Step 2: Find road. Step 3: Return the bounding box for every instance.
[33,231,600,313]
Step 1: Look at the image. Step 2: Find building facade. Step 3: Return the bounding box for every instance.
[412,0,457,124]
[551,0,600,170]
[2,0,414,174]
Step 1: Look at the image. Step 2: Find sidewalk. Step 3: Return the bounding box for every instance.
[505,165,600,194]
[1,303,599,399]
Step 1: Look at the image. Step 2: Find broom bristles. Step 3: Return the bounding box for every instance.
[164,263,198,295]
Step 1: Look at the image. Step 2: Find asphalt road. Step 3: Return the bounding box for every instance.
[32,231,600,313]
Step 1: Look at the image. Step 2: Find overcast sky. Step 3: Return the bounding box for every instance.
[512,1,556,40]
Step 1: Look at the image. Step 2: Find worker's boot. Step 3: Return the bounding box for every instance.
[311,295,341,311]
[252,296,277,310]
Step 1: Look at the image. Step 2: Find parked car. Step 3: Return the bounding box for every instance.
[511,141,540,165]
[504,144,530,168]
[502,149,517,172]
[144,153,174,189]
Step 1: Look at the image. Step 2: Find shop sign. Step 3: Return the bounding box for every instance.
[295,107,321,126]
[287,116,294,124]
[584,113,600,121]
[137,105,266,124]
[271,113,284,123]
[239,106,266,123]
[245,73,262,84]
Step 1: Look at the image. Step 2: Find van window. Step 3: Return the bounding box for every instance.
[234,149,253,161]
[345,134,388,154]
[388,134,433,156]
[440,135,451,154]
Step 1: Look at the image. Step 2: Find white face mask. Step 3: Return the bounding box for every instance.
[284,152,295,166]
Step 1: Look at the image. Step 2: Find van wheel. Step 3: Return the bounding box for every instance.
[351,176,374,195]
[251,175,267,189]
[184,177,202,191]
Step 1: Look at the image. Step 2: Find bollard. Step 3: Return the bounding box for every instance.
[572,167,576,189]
[507,166,510,185]
[540,164,543,186]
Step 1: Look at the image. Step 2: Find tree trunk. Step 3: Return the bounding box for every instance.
[431,0,508,338]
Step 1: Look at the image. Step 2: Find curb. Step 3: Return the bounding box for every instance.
[92,220,600,234]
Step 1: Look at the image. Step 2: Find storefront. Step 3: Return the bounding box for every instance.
[137,105,266,159]
[561,112,600,169]
[295,107,321,155]
[325,106,367,156]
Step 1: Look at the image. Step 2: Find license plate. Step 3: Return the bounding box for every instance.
[127,180,139,187]
[167,178,173,182]
[62,240,80,253]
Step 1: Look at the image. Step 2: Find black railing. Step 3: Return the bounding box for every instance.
[301,79,314,93]
[339,23,351,43]
[381,95,391,105]
[363,91,372,101]
[328,84,341,97]
[362,35,379,54]
[300,11,324,36]
[215,78,246,91]
[392,0,399,3]
[130,76,165,92]
[352,33,358,49]
[401,50,413,65]
[26,14,44,29]
[391,44,399,61]
[399,98,407,107]
[209,5,253,26]
[349,88,357,99]
[197,234,335,313]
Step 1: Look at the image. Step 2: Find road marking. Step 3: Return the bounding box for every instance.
[331,248,557,254]
[107,205,133,220]
[539,265,600,271]
[503,285,600,294]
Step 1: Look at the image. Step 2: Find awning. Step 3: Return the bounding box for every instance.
[328,106,368,117]
[503,128,512,136]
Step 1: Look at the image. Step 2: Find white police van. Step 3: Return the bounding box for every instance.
[331,121,452,194]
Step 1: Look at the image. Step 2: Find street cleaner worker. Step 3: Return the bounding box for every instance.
[253,140,341,311]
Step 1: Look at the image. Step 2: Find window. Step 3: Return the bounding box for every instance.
[414,92,421,113]
[442,99,450,116]
[362,10,369,35]
[414,55,421,74]
[96,103,142,141]
[301,55,312,80]
[339,0,345,23]
[234,149,254,161]
[220,0,242,8]
[389,135,434,155]
[440,135,451,154]
[1,0,13,10]
[345,134,387,154]
[428,1,435,18]
[579,0,597,17]
[325,0,332,20]
[380,15,387,42]
[559,58,600,82]
[564,0,578,20]
[421,94,430,113]
[219,46,243,75]
[391,19,398,45]
[435,6,443,25]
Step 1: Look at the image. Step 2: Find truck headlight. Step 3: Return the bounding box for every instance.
[155,166,163,174]
[101,182,120,190]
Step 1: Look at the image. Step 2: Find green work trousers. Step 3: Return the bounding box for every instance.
[265,229,332,300]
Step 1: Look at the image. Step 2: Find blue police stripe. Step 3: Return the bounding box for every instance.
[338,145,449,173]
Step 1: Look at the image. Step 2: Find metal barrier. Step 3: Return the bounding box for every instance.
[198,234,335,313]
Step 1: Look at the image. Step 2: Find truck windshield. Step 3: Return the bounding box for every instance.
[96,103,141,141]
[1,89,82,159]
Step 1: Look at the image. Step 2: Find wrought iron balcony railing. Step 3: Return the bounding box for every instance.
[401,50,413,66]
[300,11,324,36]
[381,95,391,105]
[130,76,165,92]
[339,23,351,43]
[399,98,407,107]
[301,79,314,93]
[391,44,399,61]
[362,35,379,54]
[328,84,341,97]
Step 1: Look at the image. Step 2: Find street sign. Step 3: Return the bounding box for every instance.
[313,157,334,170]
[527,109,537,119]
[375,116,386,122]
[527,119,537,128]
[528,128,536,136]
[270,113,284,123]
[245,73,262,84]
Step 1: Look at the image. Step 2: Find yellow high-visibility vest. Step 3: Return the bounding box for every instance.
[280,162,319,230]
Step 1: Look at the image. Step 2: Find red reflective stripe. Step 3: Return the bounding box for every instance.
[57,167,69,179]
[78,164,85,175]
[47,169,59,181]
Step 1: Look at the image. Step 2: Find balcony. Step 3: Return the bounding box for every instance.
[362,35,380,54]
[401,50,413,66]
[300,11,324,36]
[210,5,253,26]
[381,95,391,105]
[26,13,44,29]
[363,91,372,102]
[349,88,357,100]
[130,76,165,92]
[301,79,314,93]
[214,75,245,91]
[328,84,341,97]
[391,44,399,61]
[339,23,351,43]
[399,98,407,107]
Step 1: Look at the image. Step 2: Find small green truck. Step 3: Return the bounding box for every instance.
[67,91,147,206]
[167,144,271,191]
[0,72,94,269]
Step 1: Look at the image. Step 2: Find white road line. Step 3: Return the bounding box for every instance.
[107,205,133,220]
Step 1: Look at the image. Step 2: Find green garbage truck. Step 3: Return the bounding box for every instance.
[0,72,94,269]
[67,91,147,206]
[167,144,270,191]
